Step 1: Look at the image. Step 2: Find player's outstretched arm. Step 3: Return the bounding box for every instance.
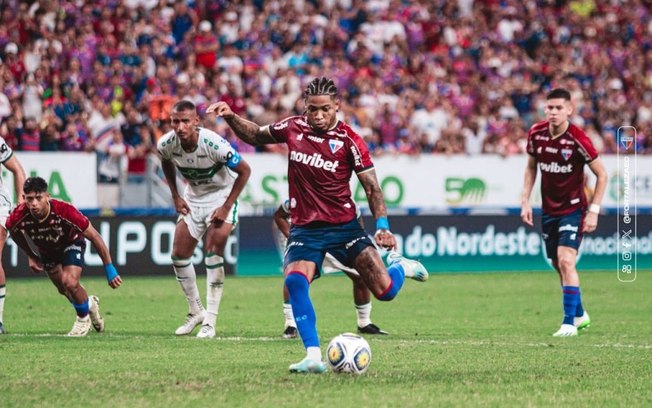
[583,157,608,233]
[357,169,396,249]
[520,155,537,226]
[206,101,277,146]
[84,224,122,289]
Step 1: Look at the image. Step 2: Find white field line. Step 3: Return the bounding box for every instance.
[7,333,652,349]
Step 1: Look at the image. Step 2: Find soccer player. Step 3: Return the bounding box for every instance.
[207,77,428,373]
[6,176,122,336]
[158,100,251,339]
[520,88,607,337]
[274,200,397,338]
[0,136,26,334]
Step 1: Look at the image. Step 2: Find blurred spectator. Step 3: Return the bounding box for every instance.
[0,0,649,163]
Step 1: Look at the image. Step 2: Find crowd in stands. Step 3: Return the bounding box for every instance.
[1,0,651,182]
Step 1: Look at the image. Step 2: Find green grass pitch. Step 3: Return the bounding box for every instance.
[1,271,650,407]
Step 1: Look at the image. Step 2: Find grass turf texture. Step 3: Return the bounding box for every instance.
[1,271,650,407]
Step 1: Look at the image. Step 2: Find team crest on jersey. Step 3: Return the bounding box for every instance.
[561,148,573,161]
[329,139,344,154]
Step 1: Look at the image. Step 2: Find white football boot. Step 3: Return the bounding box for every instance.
[67,316,92,337]
[552,324,578,337]
[387,251,429,282]
[175,311,205,335]
[196,324,216,339]
[89,295,105,332]
[574,311,591,330]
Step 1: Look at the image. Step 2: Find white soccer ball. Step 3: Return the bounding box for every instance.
[326,333,372,374]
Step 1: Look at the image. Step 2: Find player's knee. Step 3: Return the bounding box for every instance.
[557,254,576,273]
[285,272,309,293]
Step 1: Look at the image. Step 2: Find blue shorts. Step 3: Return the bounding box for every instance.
[284,219,375,280]
[42,240,86,271]
[541,209,583,261]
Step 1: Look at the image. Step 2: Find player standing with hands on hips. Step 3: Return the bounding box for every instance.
[158,100,251,339]
[208,77,428,373]
[521,88,607,337]
[6,176,122,336]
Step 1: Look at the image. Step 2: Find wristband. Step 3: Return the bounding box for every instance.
[588,204,600,214]
[376,217,389,231]
[104,263,119,281]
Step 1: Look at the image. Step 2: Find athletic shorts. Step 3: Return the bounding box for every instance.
[284,218,374,279]
[42,239,86,271]
[179,202,238,241]
[541,208,584,261]
[0,205,9,230]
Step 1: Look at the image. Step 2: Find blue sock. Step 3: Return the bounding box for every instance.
[379,263,405,301]
[562,286,579,325]
[72,298,90,317]
[575,287,584,317]
[285,272,319,348]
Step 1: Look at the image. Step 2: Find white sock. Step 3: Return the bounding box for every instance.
[172,258,203,315]
[355,302,372,327]
[283,302,296,328]
[0,284,5,322]
[307,346,322,362]
[204,253,225,327]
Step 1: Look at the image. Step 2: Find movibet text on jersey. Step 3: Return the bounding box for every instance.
[539,162,573,173]
[289,150,340,172]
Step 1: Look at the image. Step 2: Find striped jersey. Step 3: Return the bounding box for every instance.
[157,127,241,206]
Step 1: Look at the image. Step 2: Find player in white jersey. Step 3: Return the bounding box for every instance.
[0,136,27,334]
[158,100,251,339]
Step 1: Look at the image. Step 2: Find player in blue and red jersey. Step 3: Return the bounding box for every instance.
[6,177,122,336]
[521,88,607,337]
[208,77,428,373]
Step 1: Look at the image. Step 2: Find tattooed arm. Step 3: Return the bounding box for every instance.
[357,168,396,249]
[206,101,278,146]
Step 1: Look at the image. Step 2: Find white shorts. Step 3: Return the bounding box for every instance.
[178,203,238,241]
[0,205,10,231]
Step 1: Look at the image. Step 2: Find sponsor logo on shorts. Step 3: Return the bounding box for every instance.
[558,223,578,233]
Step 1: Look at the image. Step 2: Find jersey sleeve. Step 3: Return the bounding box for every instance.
[56,201,91,232]
[156,132,175,160]
[267,117,294,143]
[348,130,374,174]
[526,126,536,156]
[572,126,599,163]
[0,136,14,164]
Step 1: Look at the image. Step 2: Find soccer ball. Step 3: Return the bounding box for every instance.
[326,333,372,374]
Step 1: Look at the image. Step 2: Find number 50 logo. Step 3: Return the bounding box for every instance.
[445,177,487,205]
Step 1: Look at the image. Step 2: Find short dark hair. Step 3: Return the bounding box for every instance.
[546,88,571,101]
[304,77,338,98]
[172,100,196,113]
[24,176,48,194]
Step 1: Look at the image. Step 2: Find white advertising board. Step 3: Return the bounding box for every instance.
[240,154,652,210]
[1,152,98,207]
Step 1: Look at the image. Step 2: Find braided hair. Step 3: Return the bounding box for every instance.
[304,77,338,98]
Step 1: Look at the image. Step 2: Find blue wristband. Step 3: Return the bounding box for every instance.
[376,217,389,231]
[104,263,119,281]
